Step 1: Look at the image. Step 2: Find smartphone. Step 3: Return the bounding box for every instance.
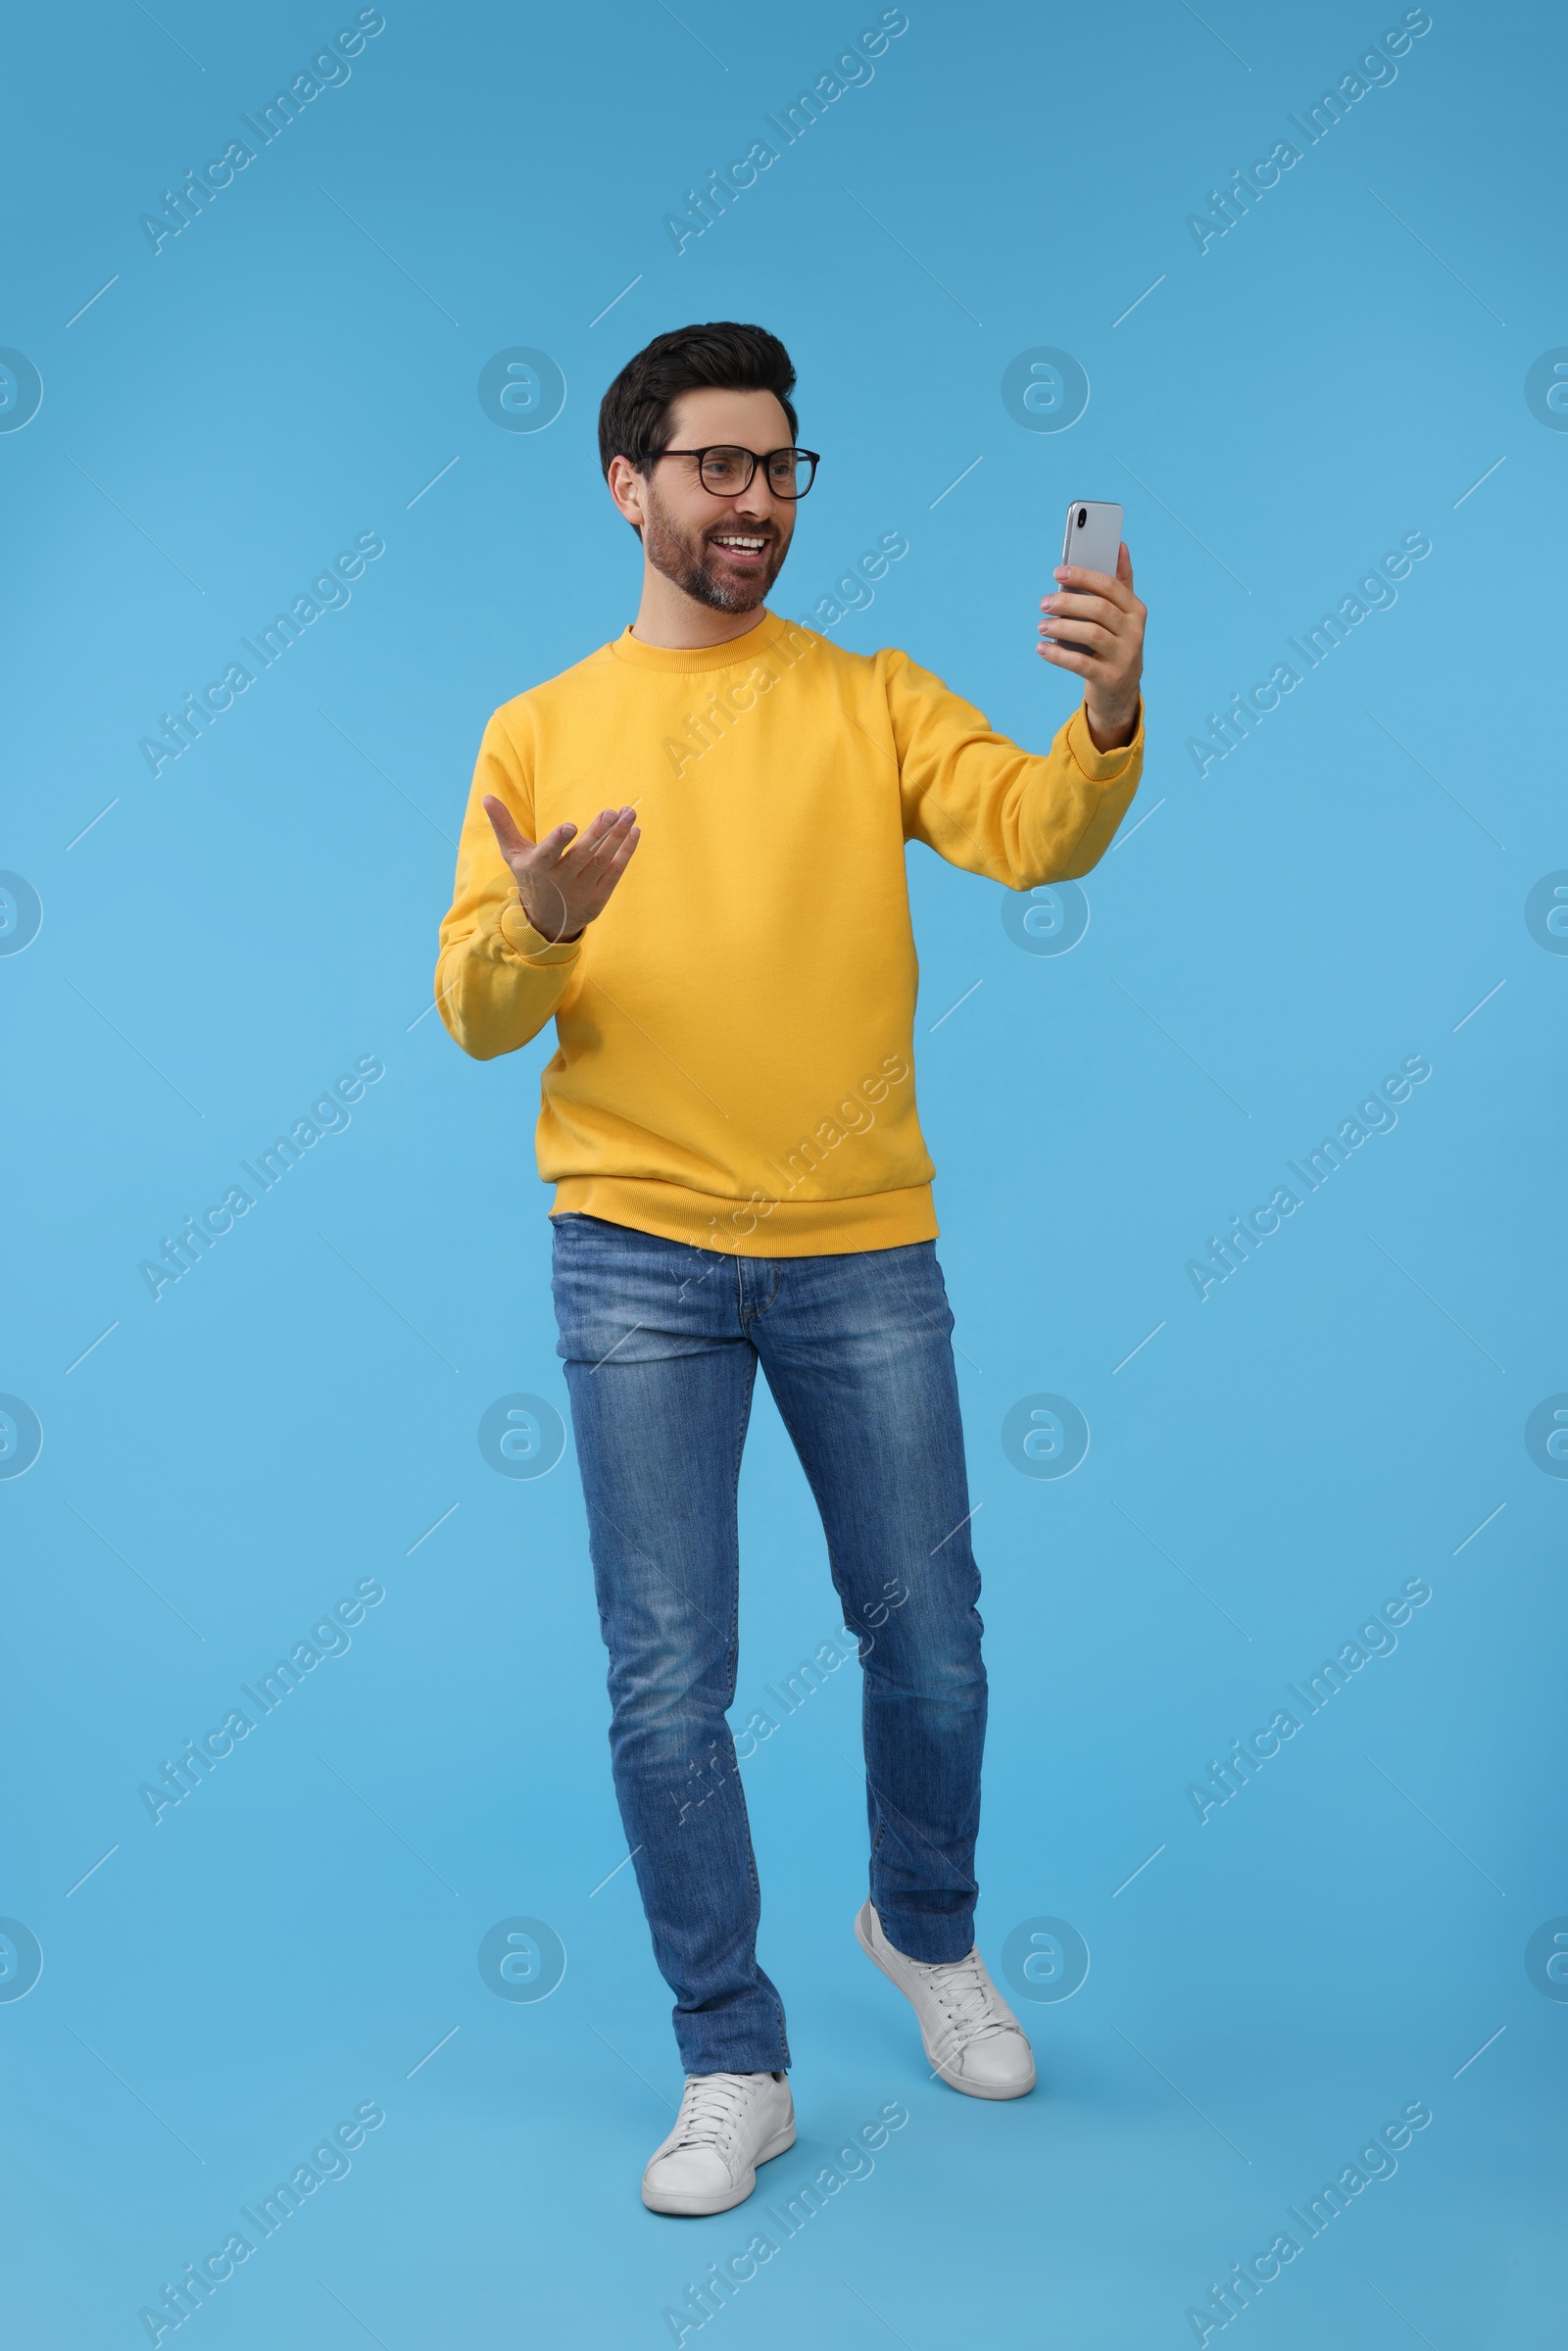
[1060,499,1123,578]
[1045,500,1123,649]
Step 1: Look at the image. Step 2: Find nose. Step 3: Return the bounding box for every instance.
[733,466,782,524]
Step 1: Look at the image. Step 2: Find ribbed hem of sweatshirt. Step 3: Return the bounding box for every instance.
[549,1174,940,1257]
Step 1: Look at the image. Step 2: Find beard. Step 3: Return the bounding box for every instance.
[639,482,790,612]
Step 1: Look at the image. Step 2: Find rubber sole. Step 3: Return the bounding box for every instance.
[854,1899,1037,2101]
[641,2119,797,2216]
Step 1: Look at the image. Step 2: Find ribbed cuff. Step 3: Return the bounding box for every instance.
[1067,699,1144,782]
[498,898,583,963]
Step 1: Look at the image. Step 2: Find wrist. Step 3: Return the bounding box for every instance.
[516,891,583,947]
[1083,691,1140,753]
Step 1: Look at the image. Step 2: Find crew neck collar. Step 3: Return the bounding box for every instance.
[608,610,792,674]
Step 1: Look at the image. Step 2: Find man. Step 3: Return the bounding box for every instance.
[436,321,1145,2216]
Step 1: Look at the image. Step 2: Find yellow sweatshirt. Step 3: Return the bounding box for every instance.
[436,610,1143,1255]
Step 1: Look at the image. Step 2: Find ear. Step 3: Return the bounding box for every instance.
[607,455,648,533]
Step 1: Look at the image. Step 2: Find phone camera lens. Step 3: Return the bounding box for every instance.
[1077,507,1087,527]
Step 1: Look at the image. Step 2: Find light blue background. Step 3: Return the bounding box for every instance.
[3,3,1563,2344]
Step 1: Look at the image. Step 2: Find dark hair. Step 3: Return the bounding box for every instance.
[597,321,798,480]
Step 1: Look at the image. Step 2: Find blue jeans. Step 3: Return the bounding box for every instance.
[551,1213,988,2076]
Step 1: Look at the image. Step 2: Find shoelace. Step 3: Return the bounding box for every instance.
[912,1950,1014,2044]
[670,2073,758,2151]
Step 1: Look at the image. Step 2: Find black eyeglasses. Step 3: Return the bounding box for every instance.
[652,445,820,499]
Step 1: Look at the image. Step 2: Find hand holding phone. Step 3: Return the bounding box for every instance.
[1039,499,1146,752]
[1040,502,1123,650]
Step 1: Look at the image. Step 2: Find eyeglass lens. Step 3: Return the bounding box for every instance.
[698,448,814,497]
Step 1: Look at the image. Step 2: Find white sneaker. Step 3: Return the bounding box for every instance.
[855,1899,1036,2099]
[641,2070,796,2215]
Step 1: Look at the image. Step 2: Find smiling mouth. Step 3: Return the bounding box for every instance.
[709,533,770,562]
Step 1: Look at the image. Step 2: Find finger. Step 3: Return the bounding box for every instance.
[1116,541,1135,590]
[1053,563,1131,612]
[525,819,585,874]
[1041,591,1121,625]
[577,805,636,846]
[1040,614,1115,652]
[482,795,537,862]
[599,824,641,884]
[577,829,642,922]
[1038,640,1092,672]
[555,806,626,861]
[565,808,638,874]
